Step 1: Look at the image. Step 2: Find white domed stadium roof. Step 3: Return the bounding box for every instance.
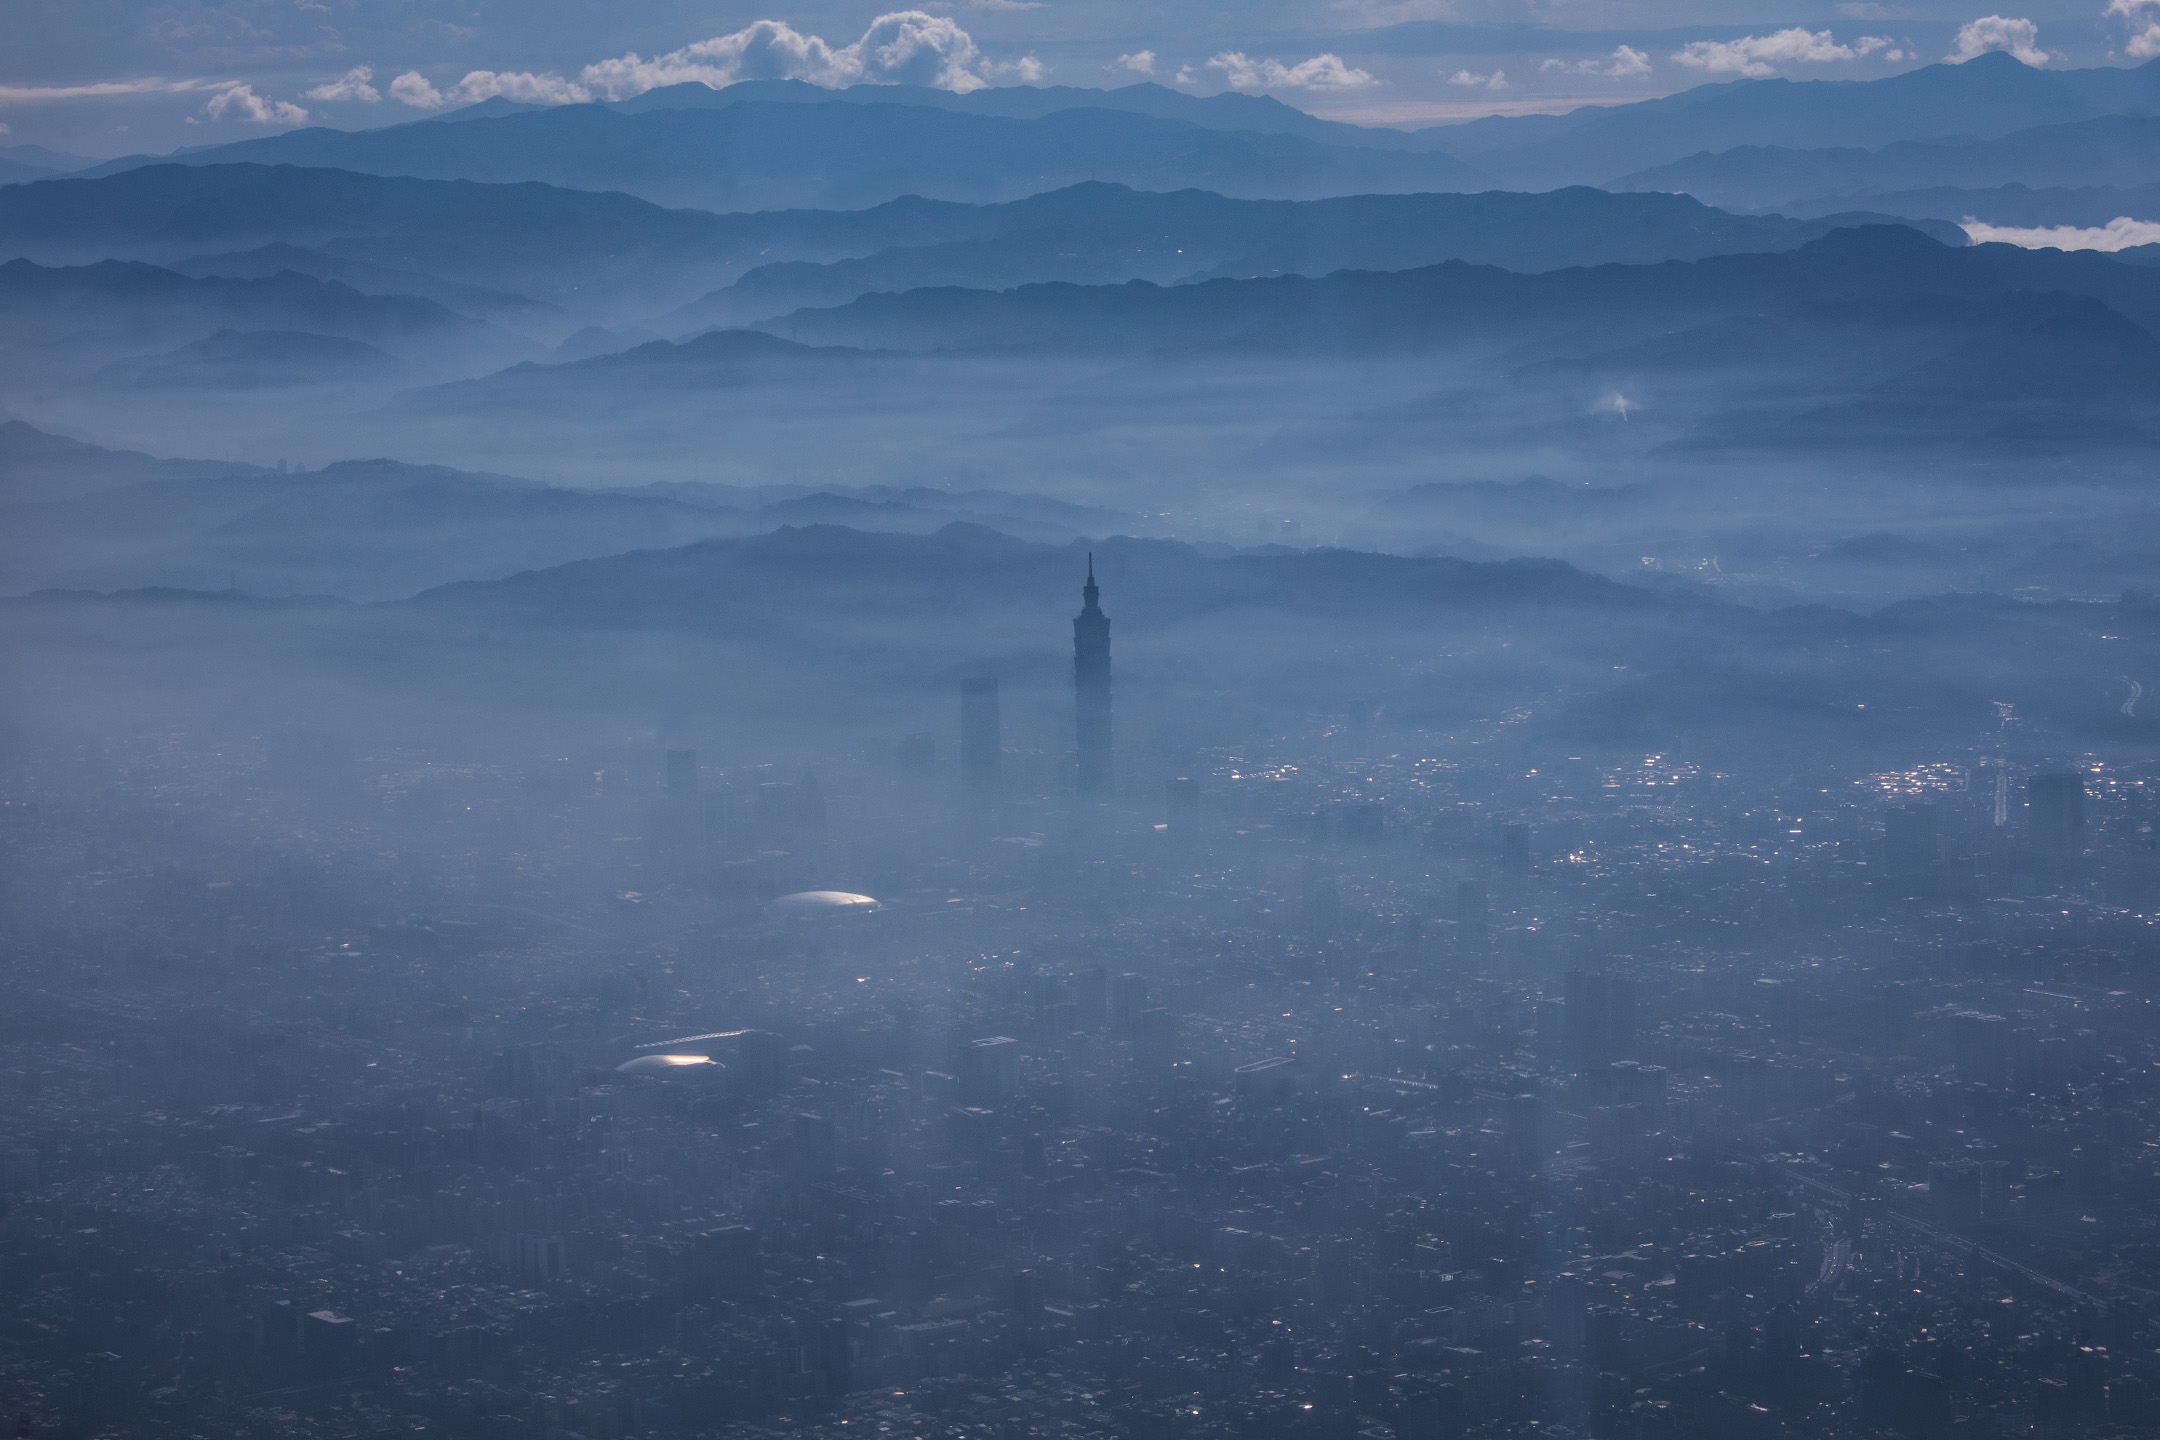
[765,890,880,918]
[615,1053,718,1076]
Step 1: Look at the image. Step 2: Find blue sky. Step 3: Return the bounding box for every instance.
[1,0,2151,154]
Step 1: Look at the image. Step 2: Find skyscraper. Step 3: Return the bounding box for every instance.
[1074,555,1114,801]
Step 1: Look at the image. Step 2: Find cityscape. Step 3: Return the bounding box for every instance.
[12,4,2160,1437]
[6,561,2158,1438]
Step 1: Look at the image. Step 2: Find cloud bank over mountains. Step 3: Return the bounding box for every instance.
[385,11,1044,110]
[0,2,2114,153]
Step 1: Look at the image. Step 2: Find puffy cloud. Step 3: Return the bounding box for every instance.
[1447,68,1509,89]
[384,13,1032,111]
[388,67,592,109]
[1540,46,1652,78]
[2107,0,2160,60]
[1113,51,1157,75]
[1944,15,2050,64]
[204,83,308,125]
[1204,51,1380,92]
[304,66,380,103]
[389,71,445,108]
[1671,28,1888,77]
[1961,214,2160,250]
[579,12,1012,99]
[454,70,595,104]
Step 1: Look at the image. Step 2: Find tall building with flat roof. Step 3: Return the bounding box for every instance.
[1074,555,1114,801]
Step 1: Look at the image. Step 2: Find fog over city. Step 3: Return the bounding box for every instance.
[14,4,2160,1439]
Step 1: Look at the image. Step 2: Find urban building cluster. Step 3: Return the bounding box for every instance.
[4,573,2159,1439]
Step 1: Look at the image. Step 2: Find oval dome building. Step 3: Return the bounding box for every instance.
[763,890,880,920]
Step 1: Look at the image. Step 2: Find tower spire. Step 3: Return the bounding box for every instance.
[1073,555,1113,801]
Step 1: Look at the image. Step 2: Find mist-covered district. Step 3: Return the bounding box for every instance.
[17,45,2160,1440]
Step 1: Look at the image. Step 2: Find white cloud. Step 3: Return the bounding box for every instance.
[1113,51,1157,75]
[455,70,595,105]
[1540,46,1652,78]
[0,77,224,104]
[2107,0,2160,59]
[304,66,380,103]
[204,83,308,125]
[1945,15,2049,64]
[1961,214,2160,250]
[387,67,593,108]
[579,12,1010,99]
[1447,68,1509,89]
[1671,28,1888,77]
[389,71,445,108]
[386,12,1033,111]
[1205,51,1380,92]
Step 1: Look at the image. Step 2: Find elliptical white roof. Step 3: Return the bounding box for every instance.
[616,1054,717,1076]
[765,890,880,915]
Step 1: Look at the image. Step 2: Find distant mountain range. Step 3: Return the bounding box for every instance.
[0,143,99,186]
[0,421,1141,598]
[0,257,486,382]
[69,101,1488,214]
[0,419,271,504]
[755,225,2160,354]
[0,165,1971,337]
[66,57,2160,204]
[1615,114,2160,213]
[709,225,2160,453]
[670,183,1962,331]
[91,329,402,390]
[1438,51,2160,189]
[601,78,1425,151]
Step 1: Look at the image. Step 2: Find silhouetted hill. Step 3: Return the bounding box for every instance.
[414,328,881,406]
[70,101,1488,212]
[0,424,1142,596]
[409,522,1663,633]
[0,257,479,378]
[0,419,273,504]
[1777,291,2160,450]
[0,163,786,312]
[668,183,1964,329]
[0,452,750,599]
[168,243,550,320]
[761,225,2160,354]
[741,227,2160,453]
[1614,114,2160,212]
[1426,53,2160,188]
[1769,181,2160,230]
[91,329,402,389]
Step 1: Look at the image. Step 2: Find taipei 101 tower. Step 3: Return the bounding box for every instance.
[1073,554,1114,801]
